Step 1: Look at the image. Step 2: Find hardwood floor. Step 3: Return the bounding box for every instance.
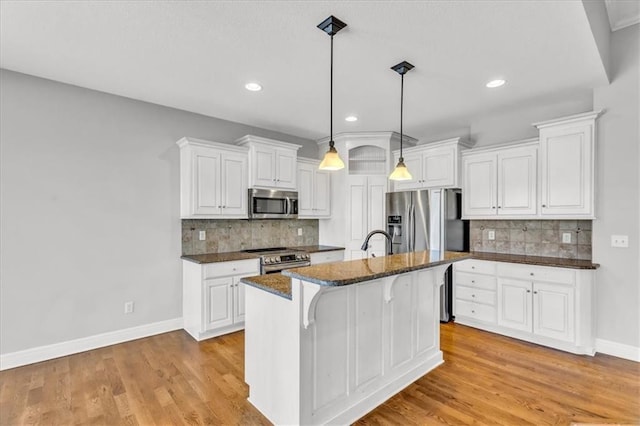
[1,323,638,425]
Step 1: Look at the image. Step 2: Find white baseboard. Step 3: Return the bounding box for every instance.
[596,338,640,362]
[0,317,183,371]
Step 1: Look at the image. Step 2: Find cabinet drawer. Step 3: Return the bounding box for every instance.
[455,299,496,324]
[454,259,496,275]
[456,286,496,305]
[497,263,575,285]
[454,272,497,290]
[204,259,260,279]
[310,250,344,265]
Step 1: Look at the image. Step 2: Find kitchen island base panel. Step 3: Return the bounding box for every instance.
[245,264,448,425]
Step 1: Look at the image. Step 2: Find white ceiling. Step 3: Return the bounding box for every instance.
[0,1,615,142]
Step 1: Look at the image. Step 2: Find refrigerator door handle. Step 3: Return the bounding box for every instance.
[410,204,416,252]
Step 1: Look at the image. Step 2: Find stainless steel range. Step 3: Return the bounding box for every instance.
[243,247,311,274]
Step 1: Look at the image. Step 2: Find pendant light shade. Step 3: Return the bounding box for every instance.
[318,15,346,171]
[389,60,414,181]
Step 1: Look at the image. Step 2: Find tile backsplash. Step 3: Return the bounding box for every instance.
[470,220,592,260]
[182,219,319,255]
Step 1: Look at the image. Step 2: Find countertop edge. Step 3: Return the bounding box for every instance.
[241,277,292,300]
[469,252,600,270]
[283,255,471,286]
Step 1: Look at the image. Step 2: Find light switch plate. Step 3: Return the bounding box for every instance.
[611,235,629,248]
[488,230,495,241]
[199,230,206,241]
[298,228,303,236]
[562,232,572,244]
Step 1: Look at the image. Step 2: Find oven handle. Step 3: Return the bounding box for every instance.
[262,261,311,274]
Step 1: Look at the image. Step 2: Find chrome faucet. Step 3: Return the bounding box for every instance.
[361,230,394,255]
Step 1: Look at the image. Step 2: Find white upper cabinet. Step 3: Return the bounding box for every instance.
[462,141,537,219]
[297,158,331,218]
[391,138,470,191]
[535,111,601,218]
[177,137,248,219]
[235,135,301,190]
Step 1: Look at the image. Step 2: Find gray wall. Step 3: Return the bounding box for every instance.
[592,24,639,348]
[0,69,316,354]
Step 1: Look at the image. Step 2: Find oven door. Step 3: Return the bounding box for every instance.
[261,260,311,275]
[249,189,298,219]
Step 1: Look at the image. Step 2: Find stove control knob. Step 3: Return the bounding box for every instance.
[264,257,271,264]
[296,254,302,260]
[274,256,281,263]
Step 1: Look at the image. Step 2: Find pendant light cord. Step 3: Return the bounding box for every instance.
[400,73,404,160]
[330,34,334,147]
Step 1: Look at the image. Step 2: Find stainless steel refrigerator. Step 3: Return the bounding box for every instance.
[386,189,469,322]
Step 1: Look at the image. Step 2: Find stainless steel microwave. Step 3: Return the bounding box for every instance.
[248,188,298,219]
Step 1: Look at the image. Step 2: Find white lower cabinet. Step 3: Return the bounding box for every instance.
[183,258,259,341]
[453,260,497,325]
[454,259,594,355]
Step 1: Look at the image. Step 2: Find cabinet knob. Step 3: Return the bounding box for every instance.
[472,294,475,298]
[526,289,531,293]
[534,291,538,294]
[542,204,546,207]
[471,266,475,269]
[232,268,236,271]
[498,206,502,209]
[530,272,534,276]
[471,310,475,314]
[471,280,475,283]
[492,206,496,209]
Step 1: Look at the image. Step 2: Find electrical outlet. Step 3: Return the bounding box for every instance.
[562,232,572,244]
[488,230,495,241]
[124,301,134,314]
[199,230,206,241]
[298,228,303,236]
[611,235,629,248]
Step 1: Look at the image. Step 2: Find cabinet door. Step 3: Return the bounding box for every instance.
[253,145,277,187]
[275,149,297,189]
[314,169,331,217]
[497,278,532,332]
[533,282,574,342]
[204,277,233,331]
[233,278,246,324]
[346,176,368,260]
[497,147,537,216]
[423,147,455,188]
[392,154,423,191]
[297,163,314,216]
[193,148,221,215]
[220,154,248,217]
[462,154,497,217]
[540,123,593,216]
[367,176,388,257]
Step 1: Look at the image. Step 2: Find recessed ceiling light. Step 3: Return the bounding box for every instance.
[245,82,262,91]
[345,115,358,122]
[486,79,506,88]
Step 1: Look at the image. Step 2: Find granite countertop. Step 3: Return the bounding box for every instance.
[181,245,344,264]
[282,251,471,286]
[241,274,292,299]
[470,252,600,269]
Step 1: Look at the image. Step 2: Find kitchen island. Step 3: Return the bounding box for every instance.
[241,250,469,426]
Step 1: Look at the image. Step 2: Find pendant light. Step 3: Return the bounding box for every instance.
[389,61,414,181]
[318,15,346,171]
